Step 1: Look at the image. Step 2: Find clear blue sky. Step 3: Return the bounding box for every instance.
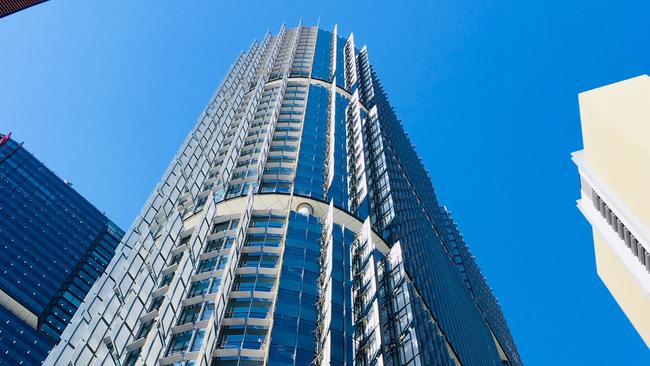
[1,1,649,364]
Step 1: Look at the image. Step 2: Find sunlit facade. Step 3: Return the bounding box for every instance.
[573,75,650,347]
[44,24,520,366]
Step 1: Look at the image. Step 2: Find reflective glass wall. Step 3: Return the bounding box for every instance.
[0,135,124,365]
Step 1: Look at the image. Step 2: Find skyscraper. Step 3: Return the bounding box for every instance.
[44,24,520,366]
[0,133,124,365]
[572,75,650,347]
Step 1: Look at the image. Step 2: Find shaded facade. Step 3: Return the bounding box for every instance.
[572,75,650,347]
[0,134,124,365]
[0,0,47,18]
[44,24,520,366]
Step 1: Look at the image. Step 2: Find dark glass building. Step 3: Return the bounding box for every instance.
[45,24,521,366]
[0,134,124,365]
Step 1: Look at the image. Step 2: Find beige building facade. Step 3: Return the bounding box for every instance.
[573,74,650,347]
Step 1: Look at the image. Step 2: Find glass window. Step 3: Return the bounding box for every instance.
[263,167,294,176]
[225,298,272,319]
[170,253,183,265]
[249,216,268,228]
[136,320,153,339]
[240,253,279,268]
[190,329,205,352]
[159,272,174,287]
[217,256,228,270]
[197,257,218,273]
[225,299,252,318]
[179,304,202,324]
[218,325,245,349]
[168,361,197,366]
[248,299,272,319]
[244,233,282,248]
[123,349,141,366]
[209,277,222,294]
[233,274,256,292]
[205,237,234,253]
[205,238,223,252]
[189,279,210,297]
[218,326,268,350]
[212,221,230,234]
[244,233,264,247]
[223,237,235,249]
[250,214,286,228]
[234,274,276,292]
[149,296,164,312]
[198,255,227,274]
[243,326,269,349]
[268,215,285,228]
[167,331,193,355]
[213,357,263,366]
[254,276,276,292]
[201,301,215,321]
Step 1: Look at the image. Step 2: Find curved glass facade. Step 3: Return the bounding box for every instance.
[44,24,520,366]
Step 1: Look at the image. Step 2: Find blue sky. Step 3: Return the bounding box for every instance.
[1,1,649,363]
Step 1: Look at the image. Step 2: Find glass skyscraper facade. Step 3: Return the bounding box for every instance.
[44,24,521,366]
[0,134,124,365]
